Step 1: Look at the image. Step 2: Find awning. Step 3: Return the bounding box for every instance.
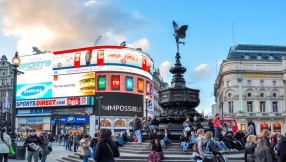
[260,122,269,128]
[273,122,281,128]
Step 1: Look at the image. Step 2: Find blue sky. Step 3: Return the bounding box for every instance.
[1,0,286,114]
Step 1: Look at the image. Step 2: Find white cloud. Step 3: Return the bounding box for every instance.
[127,38,150,51]
[159,61,173,81]
[0,0,150,56]
[191,64,212,80]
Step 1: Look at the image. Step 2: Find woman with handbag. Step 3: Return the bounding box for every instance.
[0,128,11,162]
[203,131,222,162]
[93,129,120,162]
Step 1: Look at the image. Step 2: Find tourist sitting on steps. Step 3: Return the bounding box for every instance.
[192,116,202,133]
[193,129,205,161]
[148,138,164,162]
[189,131,196,149]
[149,116,159,132]
[114,133,124,147]
[180,131,190,152]
[150,129,158,148]
[160,128,172,149]
[183,117,192,132]
[222,131,238,151]
[211,137,229,152]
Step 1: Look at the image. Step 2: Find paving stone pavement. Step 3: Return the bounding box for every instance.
[8,141,74,162]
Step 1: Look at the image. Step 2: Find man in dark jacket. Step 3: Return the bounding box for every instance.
[277,136,286,162]
[24,129,43,162]
[134,115,142,144]
[192,116,202,132]
[222,131,238,150]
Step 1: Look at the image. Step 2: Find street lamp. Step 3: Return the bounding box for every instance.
[11,51,24,158]
[96,96,103,131]
[145,93,150,121]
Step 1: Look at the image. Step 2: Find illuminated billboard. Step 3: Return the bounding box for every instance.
[52,72,96,97]
[94,93,144,117]
[16,53,53,100]
[52,46,154,79]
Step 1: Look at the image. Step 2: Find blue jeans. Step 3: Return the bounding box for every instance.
[83,155,88,162]
[214,128,219,138]
[135,129,142,143]
[49,142,53,150]
[65,140,69,149]
[161,137,172,146]
[237,138,246,146]
[180,142,189,150]
[216,141,228,150]
[41,155,47,162]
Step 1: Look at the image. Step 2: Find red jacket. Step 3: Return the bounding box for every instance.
[213,117,221,128]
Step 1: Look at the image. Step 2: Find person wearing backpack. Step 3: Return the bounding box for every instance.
[0,128,11,162]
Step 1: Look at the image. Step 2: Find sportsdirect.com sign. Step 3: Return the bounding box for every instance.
[16,97,89,108]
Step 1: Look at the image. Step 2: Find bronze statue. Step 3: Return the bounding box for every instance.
[173,21,188,53]
[32,47,43,54]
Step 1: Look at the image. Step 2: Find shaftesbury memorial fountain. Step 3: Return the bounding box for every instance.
[158,21,203,134]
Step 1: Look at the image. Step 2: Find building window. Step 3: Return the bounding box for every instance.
[260,80,264,86]
[272,81,276,86]
[0,91,4,97]
[1,79,4,85]
[272,102,278,112]
[260,93,265,98]
[247,101,253,112]
[247,92,252,98]
[272,93,277,98]
[260,101,266,112]
[247,80,251,86]
[227,93,233,98]
[10,78,13,85]
[227,81,231,87]
[228,101,234,113]
[1,70,5,76]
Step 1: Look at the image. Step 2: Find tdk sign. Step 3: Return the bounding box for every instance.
[18,60,51,71]
[21,86,45,96]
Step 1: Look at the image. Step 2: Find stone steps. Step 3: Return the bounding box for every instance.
[60,142,245,162]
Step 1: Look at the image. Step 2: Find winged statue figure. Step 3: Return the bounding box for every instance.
[173,21,188,53]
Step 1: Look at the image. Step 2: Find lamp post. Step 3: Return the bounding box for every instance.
[11,51,24,158]
[145,93,150,121]
[96,96,103,131]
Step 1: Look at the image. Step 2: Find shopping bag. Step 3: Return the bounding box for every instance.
[9,145,15,156]
[89,147,94,158]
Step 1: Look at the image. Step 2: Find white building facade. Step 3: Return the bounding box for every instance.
[214,44,286,134]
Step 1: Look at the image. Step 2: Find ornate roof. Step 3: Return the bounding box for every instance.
[226,44,286,61]
[1,55,8,60]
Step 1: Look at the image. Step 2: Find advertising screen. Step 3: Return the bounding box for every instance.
[52,46,154,78]
[52,72,96,97]
[94,93,143,117]
[16,53,53,100]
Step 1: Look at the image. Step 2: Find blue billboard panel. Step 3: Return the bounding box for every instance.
[16,82,52,100]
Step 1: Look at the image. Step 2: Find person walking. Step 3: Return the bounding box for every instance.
[0,128,11,162]
[277,135,286,162]
[134,115,142,144]
[79,135,90,162]
[93,129,120,162]
[47,132,55,152]
[72,133,79,152]
[24,129,43,162]
[39,135,50,162]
